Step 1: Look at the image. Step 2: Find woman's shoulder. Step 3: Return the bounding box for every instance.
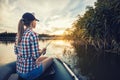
[29,30,39,41]
[29,30,38,37]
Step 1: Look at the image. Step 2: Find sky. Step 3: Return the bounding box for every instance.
[0,0,96,35]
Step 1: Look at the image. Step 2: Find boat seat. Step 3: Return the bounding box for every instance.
[8,73,25,80]
[8,73,19,80]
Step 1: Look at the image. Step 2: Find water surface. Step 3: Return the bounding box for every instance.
[0,39,120,80]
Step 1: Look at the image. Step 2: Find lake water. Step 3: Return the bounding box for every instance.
[0,39,120,80]
[0,40,85,79]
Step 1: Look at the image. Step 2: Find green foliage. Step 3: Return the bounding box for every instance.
[66,0,120,50]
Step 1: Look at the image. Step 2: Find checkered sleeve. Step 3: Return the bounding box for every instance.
[30,33,40,60]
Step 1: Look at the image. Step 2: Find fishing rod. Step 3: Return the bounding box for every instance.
[36,41,52,63]
[45,41,52,48]
[42,41,52,55]
[42,35,56,55]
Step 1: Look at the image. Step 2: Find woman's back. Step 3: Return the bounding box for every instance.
[16,28,40,74]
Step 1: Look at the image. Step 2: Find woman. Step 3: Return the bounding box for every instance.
[14,12,53,80]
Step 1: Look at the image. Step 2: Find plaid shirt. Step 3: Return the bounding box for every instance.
[14,28,40,74]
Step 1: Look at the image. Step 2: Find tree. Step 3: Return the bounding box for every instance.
[66,0,120,50]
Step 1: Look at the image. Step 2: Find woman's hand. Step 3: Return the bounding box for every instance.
[38,48,46,55]
[42,48,46,55]
[36,59,40,65]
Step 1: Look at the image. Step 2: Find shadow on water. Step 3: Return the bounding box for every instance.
[71,41,120,80]
[0,38,15,45]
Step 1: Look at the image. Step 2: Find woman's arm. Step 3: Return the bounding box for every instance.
[30,33,41,60]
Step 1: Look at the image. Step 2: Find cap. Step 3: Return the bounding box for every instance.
[22,12,39,22]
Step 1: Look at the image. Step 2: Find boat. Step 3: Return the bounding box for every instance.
[0,58,79,80]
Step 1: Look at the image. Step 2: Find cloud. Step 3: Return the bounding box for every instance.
[0,0,97,34]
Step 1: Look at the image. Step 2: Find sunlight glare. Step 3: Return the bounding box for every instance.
[52,30,64,35]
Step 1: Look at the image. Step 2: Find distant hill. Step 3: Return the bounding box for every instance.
[0,32,16,37]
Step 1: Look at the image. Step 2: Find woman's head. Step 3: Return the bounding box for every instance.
[22,12,39,27]
[17,12,39,43]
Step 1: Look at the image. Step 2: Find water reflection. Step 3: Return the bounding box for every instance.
[0,43,16,65]
[2,39,119,80]
[0,40,15,45]
[0,39,84,79]
[71,41,120,80]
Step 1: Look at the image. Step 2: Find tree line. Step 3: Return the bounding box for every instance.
[0,32,61,38]
[64,0,120,51]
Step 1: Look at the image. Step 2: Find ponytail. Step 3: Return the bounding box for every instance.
[17,19,24,44]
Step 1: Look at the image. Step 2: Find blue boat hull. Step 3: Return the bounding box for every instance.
[0,58,79,80]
